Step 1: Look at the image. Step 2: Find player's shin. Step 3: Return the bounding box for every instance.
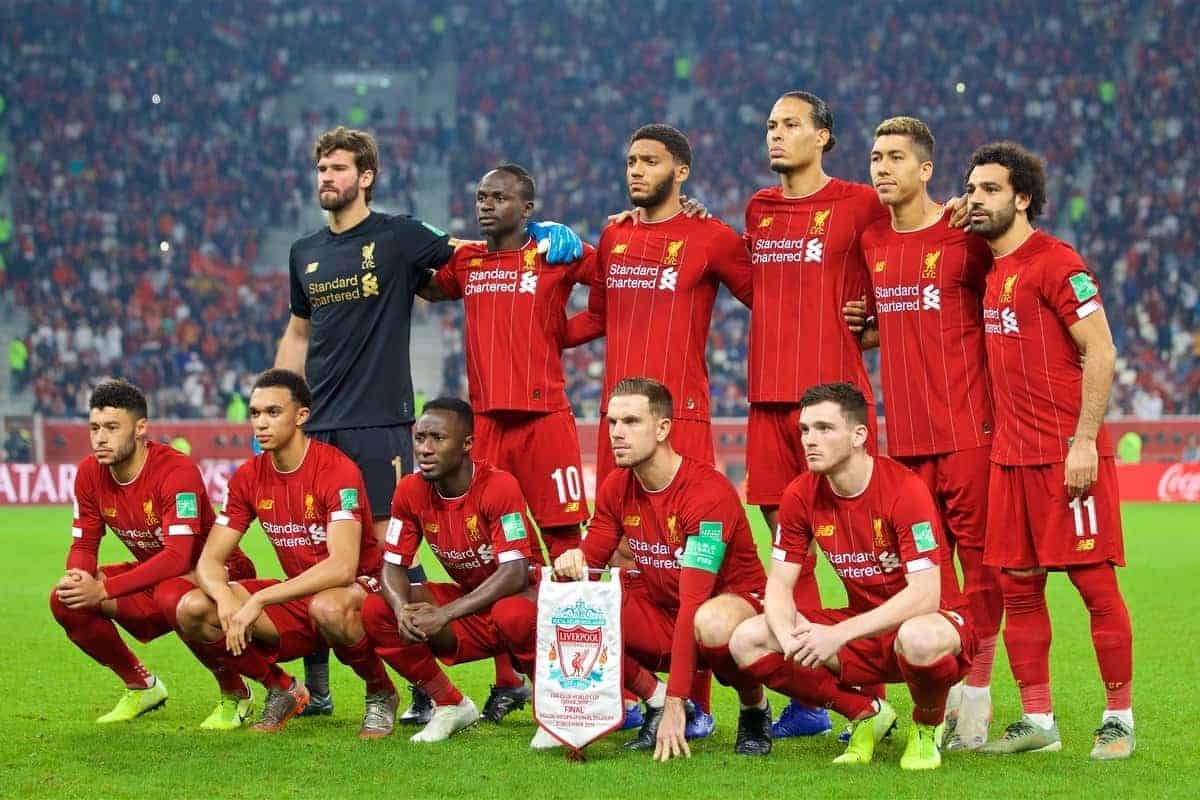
[698,642,762,707]
[1066,563,1133,716]
[958,546,1003,687]
[896,651,960,726]
[744,653,875,722]
[332,635,396,696]
[50,591,153,689]
[998,570,1053,715]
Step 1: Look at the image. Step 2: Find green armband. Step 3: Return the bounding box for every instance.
[681,536,727,574]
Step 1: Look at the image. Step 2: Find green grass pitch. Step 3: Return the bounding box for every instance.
[2,502,1196,799]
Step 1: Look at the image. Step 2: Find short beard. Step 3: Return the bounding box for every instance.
[319,183,359,212]
[629,175,675,209]
[107,437,138,468]
[969,201,1017,240]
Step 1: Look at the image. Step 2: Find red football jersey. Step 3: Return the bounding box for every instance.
[583,457,765,697]
[435,239,594,413]
[566,213,753,421]
[218,439,380,579]
[860,210,995,456]
[774,456,964,615]
[982,230,1114,466]
[69,441,217,598]
[384,460,536,592]
[744,180,886,403]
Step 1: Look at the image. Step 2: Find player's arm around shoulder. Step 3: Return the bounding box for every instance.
[706,219,754,307]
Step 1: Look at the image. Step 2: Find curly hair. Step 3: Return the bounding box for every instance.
[966,141,1047,222]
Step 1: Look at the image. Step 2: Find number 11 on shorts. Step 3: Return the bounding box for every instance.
[551,466,582,503]
[1069,495,1099,537]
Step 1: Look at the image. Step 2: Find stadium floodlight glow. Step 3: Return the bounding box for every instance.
[151,93,162,104]
[955,82,966,94]
[159,241,170,252]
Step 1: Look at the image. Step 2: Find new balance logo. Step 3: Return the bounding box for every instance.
[1001,307,1020,334]
[519,271,538,294]
[805,239,824,263]
[922,284,941,311]
[658,267,678,291]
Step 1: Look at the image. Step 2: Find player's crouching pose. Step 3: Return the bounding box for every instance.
[731,383,975,771]
[169,370,397,737]
[361,398,540,743]
[554,378,772,761]
[51,379,257,726]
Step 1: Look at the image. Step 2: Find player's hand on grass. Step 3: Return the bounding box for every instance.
[792,621,845,669]
[843,298,870,333]
[946,194,969,228]
[527,221,584,263]
[1064,437,1099,498]
[653,697,691,762]
[56,568,106,609]
[406,602,449,637]
[225,596,262,656]
[552,548,587,581]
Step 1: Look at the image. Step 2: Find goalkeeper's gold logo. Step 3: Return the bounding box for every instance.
[809,209,831,235]
[663,240,684,265]
[922,250,941,279]
[361,241,376,271]
[362,272,379,297]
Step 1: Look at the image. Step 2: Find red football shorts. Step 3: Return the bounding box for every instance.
[984,457,1124,570]
[747,402,878,506]
[596,416,714,488]
[798,606,976,687]
[897,446,991,551]
[99,555,257,643]
[621,584,763,673]
[233,576,379,662]
[421,581,536,666]
[475,409,588,529]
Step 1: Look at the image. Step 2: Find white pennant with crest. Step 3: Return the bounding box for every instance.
[534,567,624,750]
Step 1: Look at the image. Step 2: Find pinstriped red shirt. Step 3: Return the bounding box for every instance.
[744,180,885,403]
[567,213,753,422]
[982,230,1114,466]
[435,239,594,413]
[861,210,995,457]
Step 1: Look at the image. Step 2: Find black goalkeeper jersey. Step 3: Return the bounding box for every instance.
[288,211,455,430]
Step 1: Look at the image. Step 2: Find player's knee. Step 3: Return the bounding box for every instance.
[693,598,740,648]
[729,617,766,667]
[894,619,947,665]
[173,589,215,636]
[48,587,78,624]
[308,591,355,635]
[151,578,194,628]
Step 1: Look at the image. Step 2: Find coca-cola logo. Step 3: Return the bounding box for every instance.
[1157,463,1200,502]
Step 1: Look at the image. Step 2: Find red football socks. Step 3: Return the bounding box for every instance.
[1067,562,1133,710]
[998,570,1053,713]
[698,642,762,707]
[50,593,152,689]
[744,653,875,721]
[333,634,396,696]
[896,651,960,725]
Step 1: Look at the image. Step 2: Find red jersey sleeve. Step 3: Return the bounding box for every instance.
[580,474,623,569]
[383,479,422,569]
[434,261,464,300]
[481,471,536,566]
[707,223,753,307]
[566,242,598,286]
[666,482,745,698]
[888,474,945,575]
[564,231,610,346]
[319,460,369,527]
[1041,244,1104,325]
[772,478,814,568]
[67,460,104,574]
[216,461,257,534]
[103,463,204,598]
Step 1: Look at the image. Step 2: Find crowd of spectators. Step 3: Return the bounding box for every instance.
[2,0,1195,420]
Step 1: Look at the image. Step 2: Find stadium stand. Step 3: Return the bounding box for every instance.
[1,0,1195,420]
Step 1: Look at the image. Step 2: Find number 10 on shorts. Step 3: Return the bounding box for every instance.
[551,467,583,503]
[1069,495,1100,537]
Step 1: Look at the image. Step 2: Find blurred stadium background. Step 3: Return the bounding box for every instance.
[0,0,1196,504]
